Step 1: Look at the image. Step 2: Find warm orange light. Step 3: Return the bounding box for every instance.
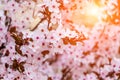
[84,2,103,20]
[71,2,104,28]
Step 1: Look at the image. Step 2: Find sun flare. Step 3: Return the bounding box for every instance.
[85,3,102,17]
[71,1,104,28]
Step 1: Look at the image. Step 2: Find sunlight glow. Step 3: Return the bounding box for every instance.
[71,1,104,28]
[84,3,103,20]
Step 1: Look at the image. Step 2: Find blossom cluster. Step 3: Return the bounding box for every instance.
[0,0,120,80]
